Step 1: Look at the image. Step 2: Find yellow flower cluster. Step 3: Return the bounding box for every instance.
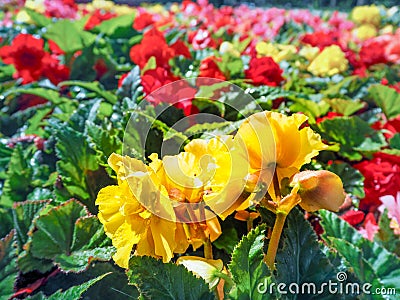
[97,111,345,267]
[352,5,381,26]
[351,5,382,41]
[81,0,136,15]
[308,45,349,77]
[255,42,297,62]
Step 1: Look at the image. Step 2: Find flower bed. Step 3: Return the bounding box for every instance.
[0,1,399,299]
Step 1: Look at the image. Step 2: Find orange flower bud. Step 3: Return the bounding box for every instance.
[291,170,345,212]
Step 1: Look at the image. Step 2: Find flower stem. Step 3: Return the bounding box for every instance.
[264,212,287,270]
[203,238,213,259]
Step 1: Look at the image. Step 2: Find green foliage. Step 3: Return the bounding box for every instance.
[229,224,269,299]
[53,121,99,204]
[325,98,366,116]
[92,14,136,37]
[316,116,387,161]
[327,162,365,198]
[29,200,113,272]
[389,133,400,150]
[0,145,34,207]
[28,273,110,300]
[0,230,18,300]
[213,226,240,255]
[320,211,400,293]
[44,19,97,54]
[369,84,400,120]
[39,262,139,300]
[12,200,50,248]
[273,209,338,299]
[127,256,215,300]
[58,81,117,104]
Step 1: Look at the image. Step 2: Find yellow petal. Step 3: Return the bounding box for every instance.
[111,222,142,268]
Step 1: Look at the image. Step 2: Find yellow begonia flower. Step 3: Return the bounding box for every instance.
[352,5,381,26]
[290,170,346,212]
[256,42,297,62]
[25,0,45,13]
[235,111,327,199]
[299,45,320,62]
[97,154,183,268]
[97,147,233,267]
[353,24,378,41]
[15,10,33,24]
[90,0,114,11]
[162,136,251,220]
[219,41,240,57]
[113,5,136,16]
[307,45,348,77]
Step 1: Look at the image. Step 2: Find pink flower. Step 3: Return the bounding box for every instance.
[379,192,400,235]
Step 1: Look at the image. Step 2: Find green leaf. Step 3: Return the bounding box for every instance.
[184,121,233,138]
[86,121,122,171]
[30,200,113,272]
[17,249,54,274]
[0,208,13,238]
[12,200,51,248]
[316,116,387,161]
[389,133,400,150]
[29,273,110,300]
[0,230,18,300]
[4,87,70,105]
[127,256,214,300]
[25,106,53,135]
[213,226,239,255]
[327,162,365,198]
[274,208,338,299]
[320,210,363,246]
[329,238,384,294]
[58,81,117,104]
[38,261,139,300]
[289,98,330,123]
[369,84,400,120]
[0,142,13,180]
[93,13,136,36]
[322,75,358,97]
[44,19,97,54]
[0,145,33,207]
[376,210,400,257]
[325,98,366,116]
[141,56,157,74]
[320,211,400,290]
[192,97,225,117]
[24,8,51,27]
[229,224,269,299]
[53,122,99,202]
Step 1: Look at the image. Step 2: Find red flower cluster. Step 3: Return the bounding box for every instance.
[141,68,198,116]
[354,152,400,212]
[133,12,155,31]
[300,30,340,49]
[127,28,196,115]
[245,57,284,86]
[0,34,69,84]
[130,28,175,68]
[84,9,117,30]
[198,56,226,80]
